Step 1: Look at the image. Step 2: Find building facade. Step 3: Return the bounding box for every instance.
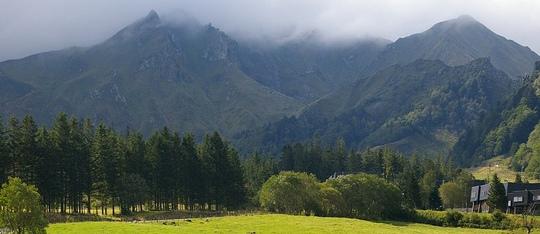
[470,182,540,213]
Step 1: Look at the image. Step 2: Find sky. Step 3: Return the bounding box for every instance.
[1,0,539,62]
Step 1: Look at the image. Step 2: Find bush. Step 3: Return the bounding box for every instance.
[324,173,408,219]
[259,172,322,215]
[414,210,446,226]
[491,210,505,222]
[0,177,48,234]
[415,210,517,230]
[444,210,463,226]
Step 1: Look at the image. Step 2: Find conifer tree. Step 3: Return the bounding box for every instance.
[180,133,203,210]
[487,174,507,211]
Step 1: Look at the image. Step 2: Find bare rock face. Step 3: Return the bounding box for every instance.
[535,61,540,72]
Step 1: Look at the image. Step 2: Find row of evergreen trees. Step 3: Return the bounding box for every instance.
[0,113,245,214]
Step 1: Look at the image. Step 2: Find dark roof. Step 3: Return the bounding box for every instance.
[471,182,540,202]
[505,183,540,193]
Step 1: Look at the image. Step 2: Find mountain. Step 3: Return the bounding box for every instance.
[238,37,389,102]
[236,58,515,155]
[452,61,540,166]
[0,11,302,136]
[368,15,539,78]
[0,11,536,151]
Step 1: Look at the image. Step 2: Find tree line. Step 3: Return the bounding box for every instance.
[0,113,245,215]
[1,113,477,216]
[244,140,474,210]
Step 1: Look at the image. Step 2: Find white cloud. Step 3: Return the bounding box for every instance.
[0,0,539,61]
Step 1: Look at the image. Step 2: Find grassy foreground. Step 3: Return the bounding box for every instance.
[47,214,511,234]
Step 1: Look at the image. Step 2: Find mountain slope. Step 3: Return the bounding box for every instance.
[236,58,515,155]
[0,11,302,136]
[452,61,540,166]
[369,15,539,78]
[238,37,389,102]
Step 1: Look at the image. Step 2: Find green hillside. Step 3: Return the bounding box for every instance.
[237,58,514,155]
[453,61,540,166]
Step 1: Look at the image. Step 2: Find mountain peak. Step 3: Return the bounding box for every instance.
[454,15,477,23]
[428,15,485,33]
[143,10,160,23]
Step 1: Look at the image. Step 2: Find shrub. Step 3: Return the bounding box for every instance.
[444,210,463,227]
[492,210,505,223]
[259,172,321,215]
[0,177,48,234]
[324,173,408,219]
[414,210,446,226]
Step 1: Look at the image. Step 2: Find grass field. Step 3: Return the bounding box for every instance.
[47,214,513,234]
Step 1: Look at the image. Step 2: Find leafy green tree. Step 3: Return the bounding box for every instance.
[325,173,406,219]
[438,182,463,209]
[319,183,345,217]
[0,177,48,234]
[420,170,441,209]
[259,172,321,215]
[487,174,507,211]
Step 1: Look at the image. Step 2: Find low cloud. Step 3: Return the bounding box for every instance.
[1,0,539,61]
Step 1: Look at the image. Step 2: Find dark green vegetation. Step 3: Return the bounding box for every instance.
[414,210,517,229]
[238,58,514,155]
[0,114,531,233]
[0,115,471,215]
[259,172,407,219]
[0,113,246,215]
[453,62,540,172]
[247,140,470,211]
[486,174,507,211]
[0,11,538,157]
[0,177,48,234]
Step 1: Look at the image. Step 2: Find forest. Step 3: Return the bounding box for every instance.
[0,113,245,215]
[0,113,477,216]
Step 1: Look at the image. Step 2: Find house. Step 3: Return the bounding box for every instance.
[470,182,540,213]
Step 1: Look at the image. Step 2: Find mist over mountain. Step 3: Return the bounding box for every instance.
[368,15,540,78]
[0,10,538,157]
[0,11,303,136]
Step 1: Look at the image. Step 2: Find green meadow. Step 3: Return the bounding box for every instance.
[47,214,512,234]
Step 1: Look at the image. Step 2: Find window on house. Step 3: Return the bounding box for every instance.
[513,196,523,202]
